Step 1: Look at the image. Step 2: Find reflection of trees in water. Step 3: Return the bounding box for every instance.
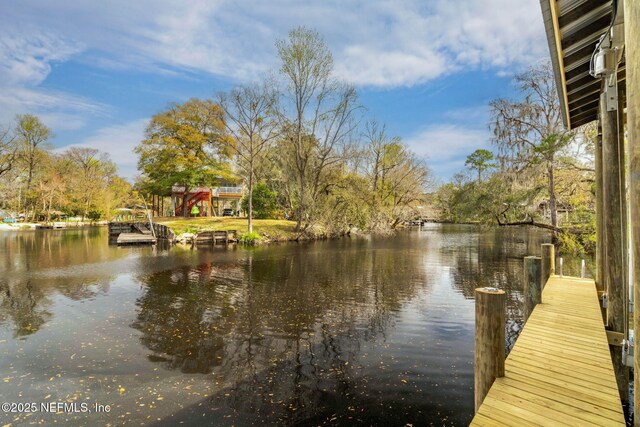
[132,241,432,422]
[0,229,123,336]
[0,228,112,272]
[446,226,551,350]
[0,274,112,337]
[132,242,430,374]
[0,278,52,337]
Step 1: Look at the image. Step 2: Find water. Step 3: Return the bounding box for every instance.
[0,224,559,426]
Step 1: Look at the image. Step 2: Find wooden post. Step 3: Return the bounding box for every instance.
[541,243,555,289]
[596,127,605,294]
[601,90,628,405]
[623,1,639,423]
[474,287,505,412]
[524,256,542,322]
[618,84,628,300]
[596,126,607,321]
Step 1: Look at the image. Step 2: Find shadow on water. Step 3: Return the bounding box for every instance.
[0,225,562,426]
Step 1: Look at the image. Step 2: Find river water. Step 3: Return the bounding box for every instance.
[0,224,583,426]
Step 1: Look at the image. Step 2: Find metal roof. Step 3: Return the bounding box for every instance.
[540,0,626,129]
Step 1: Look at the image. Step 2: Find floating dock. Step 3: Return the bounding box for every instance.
[471,276,625,426]
[116,233,157,245]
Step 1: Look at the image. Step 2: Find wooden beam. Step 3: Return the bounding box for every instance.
[208,190,213,217]
[595,125,605,297]
[606,331,625,347]
[548,0,572,128]
[622,0,639,424]
[600,89,628,404]
[596,125,608,323]
[618,83,629,321]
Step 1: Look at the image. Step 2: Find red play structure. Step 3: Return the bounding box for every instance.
[172,187,211,217]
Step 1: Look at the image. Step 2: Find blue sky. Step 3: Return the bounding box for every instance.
[0,0,549,181]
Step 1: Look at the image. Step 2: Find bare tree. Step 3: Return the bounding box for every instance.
[363,120,432,229]
[218,82,280,232]
[490,62,572,230]
[276,27,361,231]
[0,127,16,178]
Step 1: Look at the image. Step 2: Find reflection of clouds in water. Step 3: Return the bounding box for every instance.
[445,225,552,350]
[0,226,554,425]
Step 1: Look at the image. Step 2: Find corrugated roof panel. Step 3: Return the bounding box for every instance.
[540,0,625,129]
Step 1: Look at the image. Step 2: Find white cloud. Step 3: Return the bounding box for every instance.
[404,124,491,179]
[56,119,148,180]
[442,106,490,123]
[0,31,105,127]
[0,32,82,85]
[1,0,546,88]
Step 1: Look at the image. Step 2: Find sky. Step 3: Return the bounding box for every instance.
[0,0,549,181]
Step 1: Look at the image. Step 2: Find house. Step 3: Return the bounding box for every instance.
[168,183,244,217]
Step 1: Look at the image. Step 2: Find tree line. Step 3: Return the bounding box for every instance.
[434,62,596,253]
[0,114,133,222]
[135,27,433,234]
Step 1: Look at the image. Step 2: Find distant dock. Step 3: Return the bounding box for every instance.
[108,222,174,245]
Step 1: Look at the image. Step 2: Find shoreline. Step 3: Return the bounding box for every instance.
[0,221,108,231]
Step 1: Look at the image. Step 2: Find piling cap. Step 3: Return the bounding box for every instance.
[476,287,505,294]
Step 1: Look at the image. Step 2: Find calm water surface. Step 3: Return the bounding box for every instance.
[0,225,570,426]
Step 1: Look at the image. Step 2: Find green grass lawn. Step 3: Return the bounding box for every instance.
[157,217,299,240]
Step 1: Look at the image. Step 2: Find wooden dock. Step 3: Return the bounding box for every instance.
[116,233,156,245]
[471,275,625,426]
[108,222,174,245]
[195,230,237,245]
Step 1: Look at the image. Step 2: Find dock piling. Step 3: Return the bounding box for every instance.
[474,287,505,413]
[559,257,563,277]
[523,256,542,321]
[541,243,555,288]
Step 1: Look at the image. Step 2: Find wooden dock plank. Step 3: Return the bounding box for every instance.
[471,275,625,426]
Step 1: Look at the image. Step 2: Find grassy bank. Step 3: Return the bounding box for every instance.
[156,217,302,241]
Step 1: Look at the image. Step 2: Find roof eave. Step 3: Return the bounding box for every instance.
[540,0,572,129]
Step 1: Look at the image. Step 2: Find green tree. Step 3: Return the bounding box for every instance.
[241,182,278,219]
[66,147,117,220]
[465,149,495,183]
[100,175,134,220]
[135,98,233,216]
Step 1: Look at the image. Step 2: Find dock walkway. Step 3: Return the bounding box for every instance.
[471,276,625,426]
